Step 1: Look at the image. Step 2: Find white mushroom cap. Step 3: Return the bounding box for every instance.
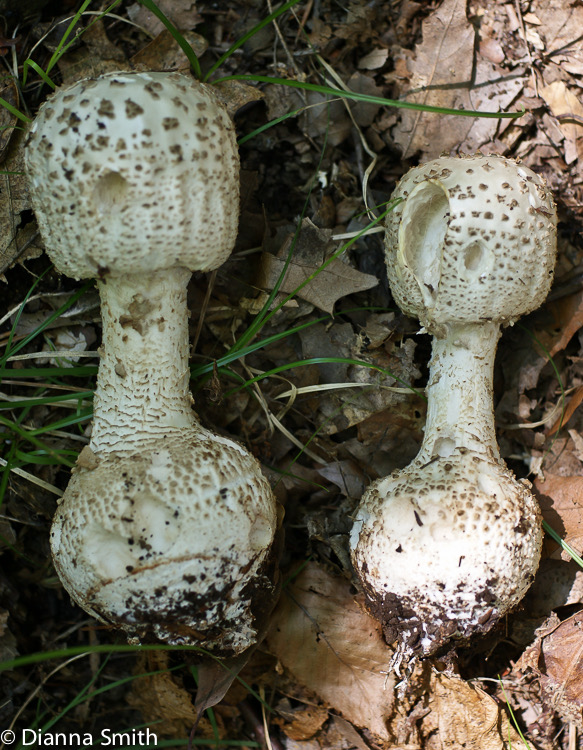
[26,72,280,655]
[350,154,556,663]
[25,71,239,279]
[386,154,556,333]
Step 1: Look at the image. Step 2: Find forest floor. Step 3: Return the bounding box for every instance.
[2,0,583,748]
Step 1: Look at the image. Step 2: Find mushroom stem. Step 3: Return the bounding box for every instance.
[416,322,501,465]
[350,153,557,666]
[25,71,282,656]
[91,268,194,452]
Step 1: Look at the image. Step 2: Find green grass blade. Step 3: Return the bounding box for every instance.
[0,414,77,466]
[0,643,204,673]
[498,677,532,748]
[14,448,79,466]
[228,203,398,355]
[224,356,423,397]
[227,129,331,356]
[1,266,51,361]
[204,0,303,81]
[1,281,93,364]
[0,95,31,123]
[214,75,525,119]
[138,0,202,78]
[238,107,304,145]
[22,59,56,90]
[0,365,98,379]
[191,313,333,380]
[26,411,92,436]
[543,520,583,569]
[41,0,94,80]
[1,280,93,378]
[22,0,123,87]
[0,391,94,410]
[0,441,16,504]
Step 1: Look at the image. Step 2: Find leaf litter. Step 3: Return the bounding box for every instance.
[2,0,583,747]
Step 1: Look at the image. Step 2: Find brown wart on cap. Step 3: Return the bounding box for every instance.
[350,154,557,672]
[25,71,282,656]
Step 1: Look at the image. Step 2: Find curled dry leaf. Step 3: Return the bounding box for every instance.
[127,652,197,738]
[544,288,583,357]
[422,674,526,750]
[517,610,583,728]
[266,562,533,749]
[534,474,583,560]
[273,700,329,741]
[266,561,396,742]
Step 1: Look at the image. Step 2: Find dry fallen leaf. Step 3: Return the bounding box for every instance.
[295,318,421,435]
[0,608,17,662]
[266,561,396,742]
[316,459,366,499]
[126,0,200,34]
[534,474,583,560]
[0,129,42,276]
[544,289,583,357]
[273,700,329,741]
[540,81,583,164]
[131,29,208,72]
[0,75,19,160]
[392,0,474,158]
[267,562,529,749]
[358,47,389,70]
[525,558,583,616]
[517,610,583,728]
[257,219,378,315]
[548,385,583,435]
[391,0,523,159]
[532,0,583,77]
[345,71,384,127]
[300,90,352,147]
[421,673,525,750]
[127,652,197,738]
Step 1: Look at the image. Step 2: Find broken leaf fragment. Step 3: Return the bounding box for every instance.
[518,610,583,728]
[257,218,378,315]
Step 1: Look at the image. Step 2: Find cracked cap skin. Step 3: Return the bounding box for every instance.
[385,153,556,334]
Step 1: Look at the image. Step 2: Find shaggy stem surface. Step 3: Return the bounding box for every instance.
[416,321,501,465]
[91,267,195,453]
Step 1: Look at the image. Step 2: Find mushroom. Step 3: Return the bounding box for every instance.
[350,154,556,668]
[25,71,281,656]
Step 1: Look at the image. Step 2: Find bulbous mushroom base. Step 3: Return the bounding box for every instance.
[350,452,542,666]
[50,428,282,657]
